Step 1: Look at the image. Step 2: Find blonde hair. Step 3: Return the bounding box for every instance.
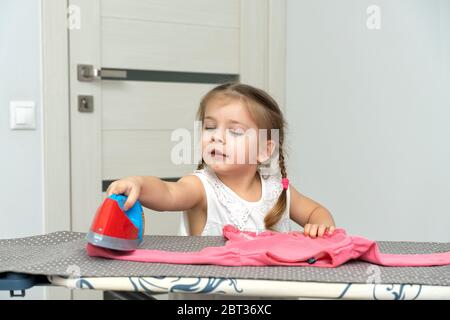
[196,82,288,230]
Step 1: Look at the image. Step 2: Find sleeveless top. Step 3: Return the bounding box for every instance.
[179,164,291,236]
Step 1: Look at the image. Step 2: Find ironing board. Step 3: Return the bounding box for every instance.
[1,231,449,300]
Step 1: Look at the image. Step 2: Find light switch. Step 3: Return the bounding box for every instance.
[16,108,27,124]
[10,101,36,130]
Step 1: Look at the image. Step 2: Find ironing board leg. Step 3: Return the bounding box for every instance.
[103,290,158,300]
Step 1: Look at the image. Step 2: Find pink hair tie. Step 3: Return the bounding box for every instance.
[281,178,289,190]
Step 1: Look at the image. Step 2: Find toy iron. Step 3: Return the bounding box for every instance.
[87,194,145,251]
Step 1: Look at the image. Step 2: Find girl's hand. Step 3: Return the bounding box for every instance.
[303,223,335,238]
[106,176,142,211]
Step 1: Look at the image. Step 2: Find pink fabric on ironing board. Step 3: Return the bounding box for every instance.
[86,225,450,267]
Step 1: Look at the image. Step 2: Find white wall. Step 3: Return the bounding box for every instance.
[0,0,449,300]
[0,0,45,299]
[286,0,450,241]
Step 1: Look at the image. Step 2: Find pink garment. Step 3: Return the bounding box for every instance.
[86,225,450,268]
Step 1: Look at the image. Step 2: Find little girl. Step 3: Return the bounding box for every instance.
[107,82,335,238]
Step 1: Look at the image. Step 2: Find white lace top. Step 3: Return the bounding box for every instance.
[179,164,291,236]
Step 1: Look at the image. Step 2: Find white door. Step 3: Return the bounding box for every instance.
[67,0,284,299]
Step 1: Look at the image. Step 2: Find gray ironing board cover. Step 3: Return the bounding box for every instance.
[1,231,449,287]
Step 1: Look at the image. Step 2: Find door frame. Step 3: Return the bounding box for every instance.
[41,0,286,239]
[41,0,72,236]
[41,0,71,300]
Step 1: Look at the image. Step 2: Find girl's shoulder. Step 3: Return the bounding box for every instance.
[189,166,218,185]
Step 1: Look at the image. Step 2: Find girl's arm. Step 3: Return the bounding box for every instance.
[139,176,203,211]
[130,175,205,212]
[289,184,336,238]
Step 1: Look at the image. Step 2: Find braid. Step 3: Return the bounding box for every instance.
[278,143,287,179]
[264,142,288,230]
